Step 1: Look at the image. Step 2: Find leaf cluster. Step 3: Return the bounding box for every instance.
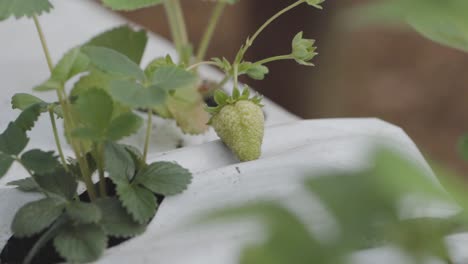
[211,149,467,264]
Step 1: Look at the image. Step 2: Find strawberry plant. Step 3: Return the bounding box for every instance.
[0,0,324,263]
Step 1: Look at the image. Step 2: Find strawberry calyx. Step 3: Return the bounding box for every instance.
[205,87,263,123]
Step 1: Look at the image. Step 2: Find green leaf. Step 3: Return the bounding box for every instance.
[83,46,145,81]
[96,197,146,237]
[11,93,48,111]
[109,80,167,108]
[21,149,60,174]
[34,167,77,200]
[0,153,14,178]
[117,183,157,224]
[458,134,468,160]
[74,88,114,132]
[33,48,89,91]
[33,79,61,92]
[104,141,135,184]
[305,0,325,9]
[71,70,112,97]
[108,112,143,141]
[12,197,65,237]
[54,223,107,263]
[0,122,29,155]
[14,103,42,132]
[71,127,102,141]
[152,65,198,91]
[85,25,148,65]
[52,47,90,82]
[350,0,468,53]
[0,0,53,21]
[136,161,192,196]
[102,0,163,11]
[7,177,40,192]
[66,201,102,224]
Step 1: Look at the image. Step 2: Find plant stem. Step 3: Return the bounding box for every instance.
[196,2,226,62]
[33,16,69,172]
[233,64,239,90]
[32,15,53,72]
[164,0,190,64]
[95,142,107,197]
[234,0,305,66]
[255,54,294,65]
[32,15,97,200]
[48,108,68,171]
[23,215,68,264]
[164,1,182,53]
[143,109,153,162]
[216,75,230,90]
[186,61,218,71]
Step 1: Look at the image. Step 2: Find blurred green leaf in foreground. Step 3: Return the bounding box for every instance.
[348,0,468,54]
[210,148,468,264]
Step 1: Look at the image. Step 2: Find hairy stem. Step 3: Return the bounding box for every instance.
[216,75,230,90]
[235,0,305,65]
[196,2,226,62]
[255,54,294,65]
[143,109,153,162]
[164,1,182,53]
[186,61,218,71]
[23,215,68,264]
[95,142,107,197]
[32,15,96,200]
[164,0,190,64]
[233,64,239,90]
[48,108,68,171]
[32,15,53,72]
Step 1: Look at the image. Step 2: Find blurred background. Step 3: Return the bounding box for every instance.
[104,0,468,175]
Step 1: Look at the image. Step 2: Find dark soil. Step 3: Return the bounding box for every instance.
[0,178,164,264]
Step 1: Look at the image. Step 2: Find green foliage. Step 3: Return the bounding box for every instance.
[458,135,468,160]
[0,153,14,178]
[72,89,143,141]
[291,32,317,66]
[96,197,146,237]
[7,177,41,192]
[66,201,102,224]
[210,149,461,264]
[53,223,107,263]
[109,80,167,108]
[305,0,325,9]
[12,197,65,237]
[85,25,148,65]
[0,123,29,156]
[102,0,163,11]
[0,0,53,21]
[104,141,136,184]
[1,0,325,262]
[136,161,192,195]
[350,0,468,53]
[34,168,77,200]
[117,183,158,224]
[21,149,60,174]
[151,65,198,91]
[14,103,42,132]
[34,47,90,91]
[83,46,145,81]
[108,112,143,141]
[11,93,48,111]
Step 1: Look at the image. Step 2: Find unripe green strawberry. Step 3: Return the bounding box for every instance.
[206,88,264,161]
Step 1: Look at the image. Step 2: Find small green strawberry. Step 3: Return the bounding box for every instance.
[206,88,264,162]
